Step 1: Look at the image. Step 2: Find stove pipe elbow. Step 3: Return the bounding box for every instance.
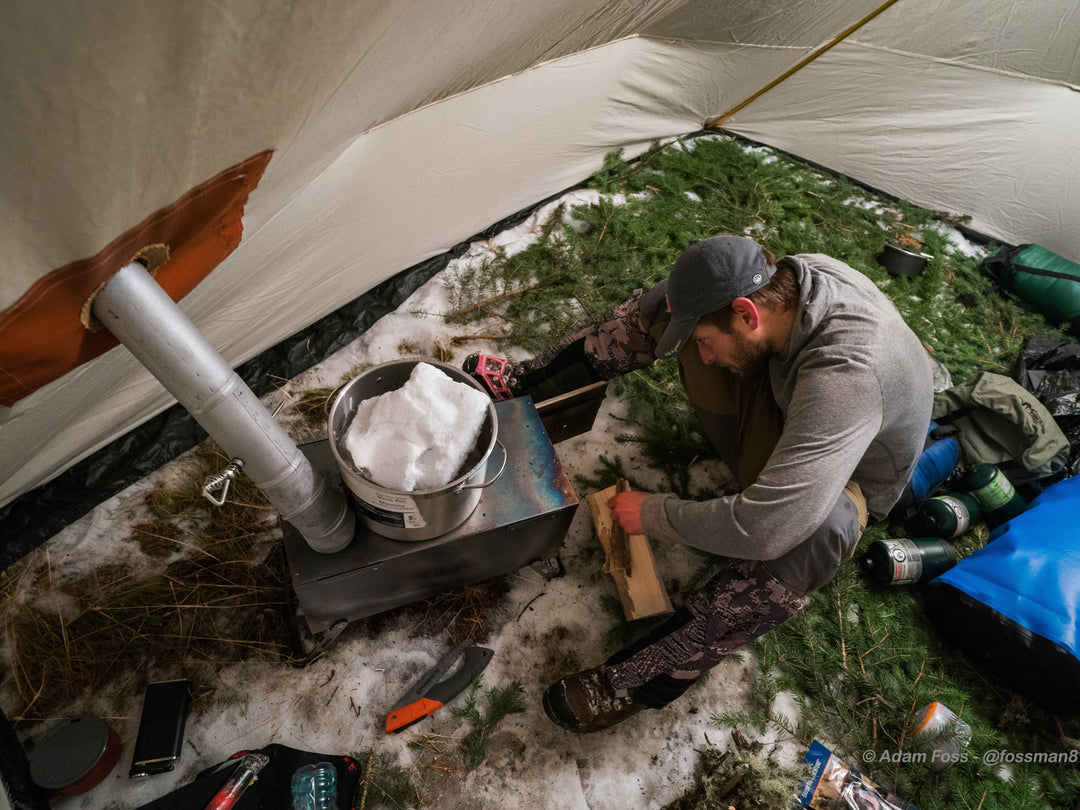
[91,262,353,554]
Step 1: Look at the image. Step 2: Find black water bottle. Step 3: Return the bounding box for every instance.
[957,463,1026,529]
[908,493,981,539]
[862,538,958,586]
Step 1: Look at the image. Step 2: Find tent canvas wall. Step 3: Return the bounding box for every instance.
[2,0,1078,552]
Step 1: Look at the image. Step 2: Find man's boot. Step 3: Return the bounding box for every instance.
[542,666,648,733]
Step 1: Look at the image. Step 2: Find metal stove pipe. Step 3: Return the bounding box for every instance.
[92,262,354,554]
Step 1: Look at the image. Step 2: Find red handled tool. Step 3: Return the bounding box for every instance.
[384,641,493,733]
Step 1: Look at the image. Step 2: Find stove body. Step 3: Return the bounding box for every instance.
[283,397,579,634]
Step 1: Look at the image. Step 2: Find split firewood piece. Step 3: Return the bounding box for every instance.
[586,483,673,621]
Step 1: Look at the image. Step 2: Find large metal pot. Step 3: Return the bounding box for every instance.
[328,359,505,541]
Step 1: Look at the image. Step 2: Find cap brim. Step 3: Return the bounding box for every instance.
[655,316,698,358]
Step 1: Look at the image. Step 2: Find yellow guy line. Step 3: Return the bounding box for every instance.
[707,0,904,128]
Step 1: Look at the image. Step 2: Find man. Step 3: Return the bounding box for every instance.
[466,234,935,732]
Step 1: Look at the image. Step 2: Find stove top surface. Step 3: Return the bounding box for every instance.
[283,397,579,634]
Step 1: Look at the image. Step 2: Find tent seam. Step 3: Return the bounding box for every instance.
[844,39,1080,93]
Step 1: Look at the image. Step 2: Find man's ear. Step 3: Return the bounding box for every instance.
[730,297,761,330]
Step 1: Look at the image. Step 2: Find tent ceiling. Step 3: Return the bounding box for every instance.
[1,0,1077,516]
[725,0,1080,260]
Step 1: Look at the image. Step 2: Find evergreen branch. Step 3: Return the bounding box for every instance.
[446,283,539,320]
[350,748,419,810]
[451,677,527,768]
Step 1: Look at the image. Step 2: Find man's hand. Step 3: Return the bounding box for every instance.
[607,490,649,536]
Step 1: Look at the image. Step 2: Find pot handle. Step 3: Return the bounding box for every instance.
[456,440,507,491]
[324,380,351,416]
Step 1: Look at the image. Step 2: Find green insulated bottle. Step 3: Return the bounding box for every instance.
[957,463,1027,529]
[908,493,981,538]
[862,538,958,586]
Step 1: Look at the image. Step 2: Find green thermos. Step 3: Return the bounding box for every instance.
[908,492,981,538]
[862,537,958,586]
[956,463,1026,529]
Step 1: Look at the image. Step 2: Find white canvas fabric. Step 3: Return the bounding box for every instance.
[725,0,1080,260]
[1,0,1077,508]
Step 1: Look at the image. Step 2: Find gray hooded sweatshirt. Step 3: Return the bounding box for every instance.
[639,254,934,581]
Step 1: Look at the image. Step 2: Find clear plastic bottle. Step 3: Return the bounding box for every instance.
[290,762,337,810]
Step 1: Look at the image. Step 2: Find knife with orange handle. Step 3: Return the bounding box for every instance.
[384,641,493,733]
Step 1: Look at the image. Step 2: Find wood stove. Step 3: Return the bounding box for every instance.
[282,397,579,640]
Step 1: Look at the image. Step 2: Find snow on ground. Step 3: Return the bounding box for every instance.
[6,192,795,810]
[5,141,997,806]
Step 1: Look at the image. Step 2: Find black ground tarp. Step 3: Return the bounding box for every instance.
[0,190,573,571]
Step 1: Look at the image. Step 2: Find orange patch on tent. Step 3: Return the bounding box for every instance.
[0,150,272,407]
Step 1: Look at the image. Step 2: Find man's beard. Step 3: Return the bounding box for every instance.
[728,329,771,379]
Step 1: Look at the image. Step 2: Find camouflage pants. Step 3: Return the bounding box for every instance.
[602,558,808,702]
[522,285,819,702]
[517,291,658,383]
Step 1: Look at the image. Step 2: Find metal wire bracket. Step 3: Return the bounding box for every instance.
[202,458,245,506]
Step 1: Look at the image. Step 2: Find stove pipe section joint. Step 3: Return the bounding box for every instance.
[91,262,354,554]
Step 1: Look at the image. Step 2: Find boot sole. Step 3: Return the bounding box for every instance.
[541,685,580,732]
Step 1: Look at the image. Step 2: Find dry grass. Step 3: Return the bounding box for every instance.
[1,420,516,727]
[355,578,512,649]
[281,362,370,442]
[406,579,511,645]
[0,440,290,724]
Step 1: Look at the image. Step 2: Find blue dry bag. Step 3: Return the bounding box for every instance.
[925,474,1080,714]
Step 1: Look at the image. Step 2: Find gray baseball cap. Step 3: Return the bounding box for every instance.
[654,234,773,358]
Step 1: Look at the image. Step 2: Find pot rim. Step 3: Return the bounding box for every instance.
[327,358,498,496]
[884,242,933,260]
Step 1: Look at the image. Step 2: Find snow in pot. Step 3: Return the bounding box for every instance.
[345,362,490,492]
[329,360,502,541]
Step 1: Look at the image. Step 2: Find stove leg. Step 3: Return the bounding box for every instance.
[529,556,565,581]
[289,610,350,665]
[291,622,349,665]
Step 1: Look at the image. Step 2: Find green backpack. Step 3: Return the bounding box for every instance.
[983,243,1080,336]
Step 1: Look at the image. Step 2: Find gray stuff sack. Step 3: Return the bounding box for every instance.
[932,371,1070,485]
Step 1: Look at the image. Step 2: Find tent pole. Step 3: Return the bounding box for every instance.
[91,262,354,554]
[707,0,903,128]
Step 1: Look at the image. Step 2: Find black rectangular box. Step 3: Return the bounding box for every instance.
[129,680,192,778]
